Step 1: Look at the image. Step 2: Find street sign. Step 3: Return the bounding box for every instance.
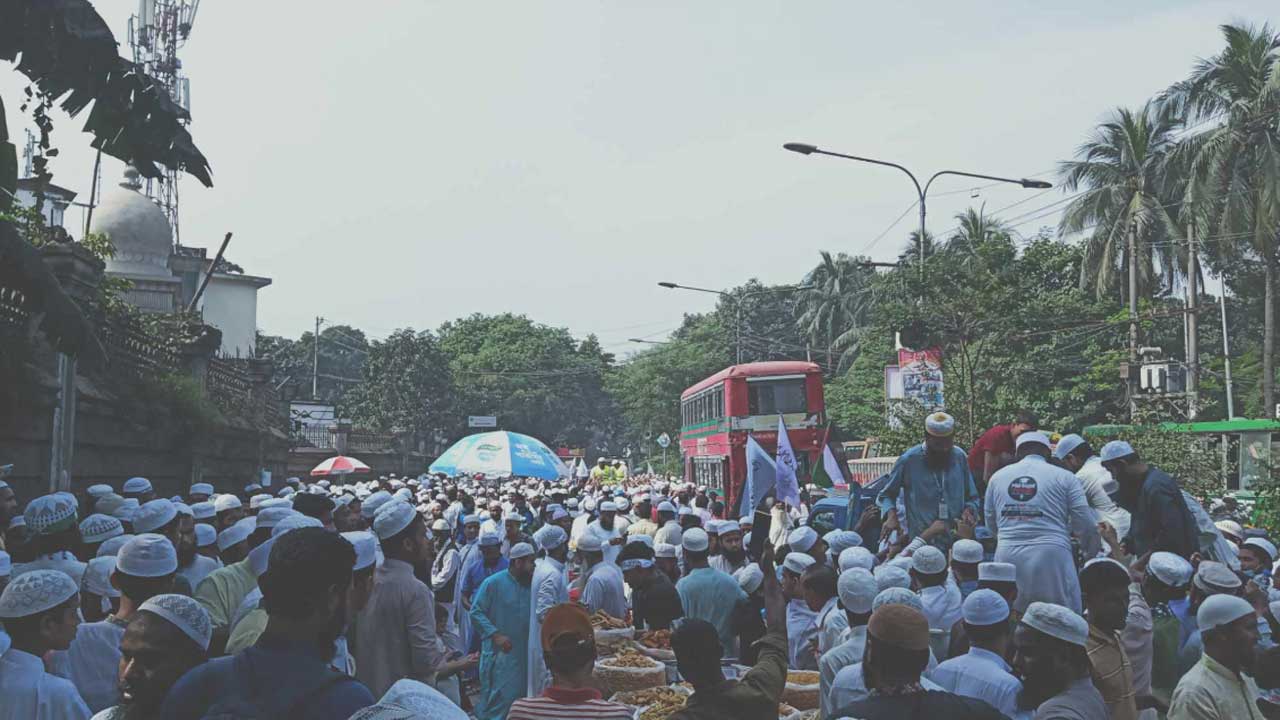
[468,416,497,428]
[656,432,671,448]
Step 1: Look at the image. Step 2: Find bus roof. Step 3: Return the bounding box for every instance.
[681,361,822,399]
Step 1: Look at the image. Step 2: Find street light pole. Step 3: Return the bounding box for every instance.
[657,282,812,364]
[782,142,1051,285]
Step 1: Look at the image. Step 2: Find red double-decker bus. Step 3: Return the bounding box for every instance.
[679,361,826,513]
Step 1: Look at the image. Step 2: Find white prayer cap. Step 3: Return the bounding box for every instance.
[1015,431,1051,449]
[839,546,876,573]
[132,499,178,534]
[655,542,678,559]
[706,520,723,535]
[682,528,710,552]
[1147,552,1193,587]
[362,490,394,519]
[431,518,449,533]
[0,569,79,618]
[97,534,134,557]
[24,493,79,535]
[373,501,418,540]
[925,411,956,437]
[887,555,915,572]
[742,532,752,547]
[123,477,153,494]
[111,505,136,523]
[462,514,481,526]
[80,514,124,544]
[333,495,355,508]
[978,561,1017,583]
[1245,537,1278,562]
[912,546,947,575]
[509,542,535,560]
[1052,433,1086,460]
[87,484,114,498]
[213,494,242,513]
[583,497,597,512]
[874,565,911,592]
[657,501,677,513]
[278,487,296,498]
[139,594,213,651]
[350,679,469,720]
[788,526,819,553]
[1022,601,1089,647]
[783,552,816,575]
[194,524,216,548]
[1099,440,1135,462]
[0,551,9,577]
[501,513,523,526]
[253,506,292,530]
[962,588,1010,626]
[478,532,502,548]
[83,556,121,599]
[1197,593,1255,633]
[616,497,631,512]
[259,498,291,511]
[216,522,253,552]
[951,539,984,564]
[94,494,125,515]
[393,488,413,503]
[1215,520,1244,541]
[272,514,322,538]
[1194,560,1242,592]
[838,568,878,614]
[627,533,655,550]
[735,564,764,595]
[174,502,194,519]
[189,483,214,496]
[190,501,215,520]
[533,525,567,551]
[873,587,923,612]
[677,506,693,516]
[719,520,742,536]
[549,507,569,521]
[739,515,754,527]
[826,531,863,557]
[341,531,379,571]
[117,534,178,577]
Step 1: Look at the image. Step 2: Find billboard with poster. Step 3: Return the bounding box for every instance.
[897,347,944,410]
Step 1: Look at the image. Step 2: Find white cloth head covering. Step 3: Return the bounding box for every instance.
[872,587,923,612]
[734,564,764,595]
[962,588,1010,626]
[825,530,862,557]
[1022,601,1089,647]
[189,483,214,496]
[0,569,79,618]
[123,477,153,494]
[599,501,618,513]
[190,501,216,520]
[194,523,216,548]
[341,531,379,571]
[1244,537,1278,562]
[255,506,294,530]
[874,565,911,592]
[1197,593,1255,633]
[373,501,417,540]
[533,525,567,551]
[1215,520,1245,541]
[839,546,876,573]
[258,498,291,511]
[79,514,125,544]
[174,502,193,518]
[1053,433,1086,460]
[719,520,742,536]
[509,542,534,560]
[925,411,955,437]
[1194,560,1243,591]
[838,568,878,614]
[349,678,469,720]
[887,555,914,572]
[1147,552,1193,587]
[682,528,710,552]
[657,501,677,514]
[912,546,947,575]
[97,534,134,557]
[478,532,502,548]
[783,552,816,575]
[950,539,984,564]
[788,526,819,553]
[362,490,394,519]
[1015,431,1051,449]
[272,514,322,538]
[978,561,1017,583]
[132,499,178,534]
[1099,440,1135,462]
[216,520,253,551]
[139,593,213,651]
[655,542,677,559]
[24,493,79,535]
[83,556,121,602]
[213,495,243,513]
[117,534,178,577]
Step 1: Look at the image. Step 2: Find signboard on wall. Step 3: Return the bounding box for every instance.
[897,347,944,410]
[468,416,497,428]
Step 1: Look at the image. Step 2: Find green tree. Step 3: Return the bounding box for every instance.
[345,329,451,439]
[795,252,876,370]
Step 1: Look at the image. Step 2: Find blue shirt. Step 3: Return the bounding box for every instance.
[160,634,374,720]
[677,567,747,654]
[470,570,532,720]
[463,556,509,599]
[877,444,979,548]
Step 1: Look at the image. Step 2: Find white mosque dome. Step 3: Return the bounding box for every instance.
[90,167,173,277]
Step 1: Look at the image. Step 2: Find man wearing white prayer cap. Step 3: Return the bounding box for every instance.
[1055,433,1131,540]
[949,538,984,600]
[1168,594,1263,720]
[1099,441,1198,558]
[1015,601,1108,720]
[586,499,625,565]
[190,500,216,524]
[14,492,88,588]
[469,539,538,720]
[94,593,211,720]
[948,561,1022,660]
[874,564,910,592]
[79,514,124,560]
[527,524,571,697]
[930,589,1022,719]
[349,678,469,720]
[362,489,394,524]
[828,592,951,713]
[776,551,820,669]
[654,500,682,546]
[788,525,827,566]
[839,545,875,573]
[985,430,1100,614]
[193,523,220,559]
[877,411,979,558]
[211,494,243,531]
[708,519,748,575]
[578,528,627,619]
[122,477,154,503]
[353,501,448,698]
[66,533,178,714]
[654,542,680,584]
[1176,560,1245,679]
[818,568,878,717]
[79,556,120,623]
[0,569,90,719]
[1079,558,1139,720]
[187,483,214,504]
[911,545,963,646]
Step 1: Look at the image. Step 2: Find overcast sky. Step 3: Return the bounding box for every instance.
[5,1,1274,355]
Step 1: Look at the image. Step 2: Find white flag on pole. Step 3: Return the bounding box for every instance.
[774,415,801,507]
[823,443,848,490]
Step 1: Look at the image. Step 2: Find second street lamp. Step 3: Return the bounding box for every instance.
[783,142,1051,282]
[657,281,812,364]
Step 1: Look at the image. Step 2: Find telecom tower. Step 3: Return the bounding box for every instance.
[128,0,201,245]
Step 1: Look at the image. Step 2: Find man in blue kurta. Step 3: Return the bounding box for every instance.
[470,542,536,720]
[877,411,979,553]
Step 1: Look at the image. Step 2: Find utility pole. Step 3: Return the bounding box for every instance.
[1219,276,1235,419]
[312,316,324,400]
[1186,224,1199,419]
[1127,220,1139,419]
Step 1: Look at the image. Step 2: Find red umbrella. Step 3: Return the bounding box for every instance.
[310,455,372,477]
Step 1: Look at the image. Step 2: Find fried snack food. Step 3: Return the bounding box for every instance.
[638,629,673,649]
[590,609,628,629]
[602,650,655,668]
[612,686,688,707]
[786,671,820,685]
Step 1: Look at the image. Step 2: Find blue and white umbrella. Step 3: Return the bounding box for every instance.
[429,431,571,480]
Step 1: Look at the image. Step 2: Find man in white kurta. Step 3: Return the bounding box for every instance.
[579,532,627,619]
[527,525,570,696]
[819,568,878,718]
[587,502,626,565]
[1054,433,1131,540]
[930,589,1025,719]
[984,432,1100,613]
[0,570,91,720]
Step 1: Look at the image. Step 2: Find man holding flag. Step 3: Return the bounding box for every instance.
[875,411,979,555]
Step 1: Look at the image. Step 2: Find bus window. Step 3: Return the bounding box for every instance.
[747,378,807,415]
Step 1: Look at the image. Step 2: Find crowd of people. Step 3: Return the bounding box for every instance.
[0,408,1276,719]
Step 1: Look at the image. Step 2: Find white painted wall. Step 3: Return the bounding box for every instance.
[201,276,261,358]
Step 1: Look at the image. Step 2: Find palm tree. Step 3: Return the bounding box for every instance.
[1058,102,1182,300]
[1164,23,1280,413]
[795,251,876,370]
[943,206,1014,269]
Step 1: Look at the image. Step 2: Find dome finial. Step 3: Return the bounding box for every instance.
[121,166,142,191]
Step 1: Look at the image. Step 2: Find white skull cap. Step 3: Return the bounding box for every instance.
[194,523,217,548]
[341,531,379,571]
[213,495,242,513]
[272,514,322,538]
[478,532,502,548]
[509,542,535,560]
[0,569,79,618]
[654,542,677,559]
[912,546,947,575]
[962,588,1010,626]
[82,556,121,599]
[626,533,655,550]
[788,526,818,553]
[978,561,1017,583]
[783,552,816,575]
[925,411,955,437]
[139,593,213,651]
[96,534,135,557]
[1022,601,1089,647]
[533,525,566,551]
[1015,431,1051,449]
[826,531,863,557]
[87,484,114,498]
[362,491,393,519]
[24,493,79,535]
[1194,560,1242,591]
[839,546,876,573]
[79,514,124,544]
[874,565,911,592]
[1244,537,1278,562]
[132,499,178,534]
[734,564,764,595]
[190,501,216,520]
[255,506,295,530]
[349,679,468,720]
[123,477,152,494]
[838,568,878,613]
[1053,433,1086,460]
[682,528,710,552]
[950,539,984,564]
[372,501,417,540]
[872,587,923,612]
[216,521,253,551]
[1197,593,1254,633]
[1147,552,1193,587]
[117,533,178,577]
[189,483,214,496]
[657,501,676,514]
[1099,440,1135,462]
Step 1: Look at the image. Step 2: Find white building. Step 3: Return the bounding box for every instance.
[13,178,79,231]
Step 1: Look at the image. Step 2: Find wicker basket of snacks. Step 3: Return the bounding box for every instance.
[591,610,635,643]
[636,628,676,662]
[594,650,667,695]
[780,670,820,710]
